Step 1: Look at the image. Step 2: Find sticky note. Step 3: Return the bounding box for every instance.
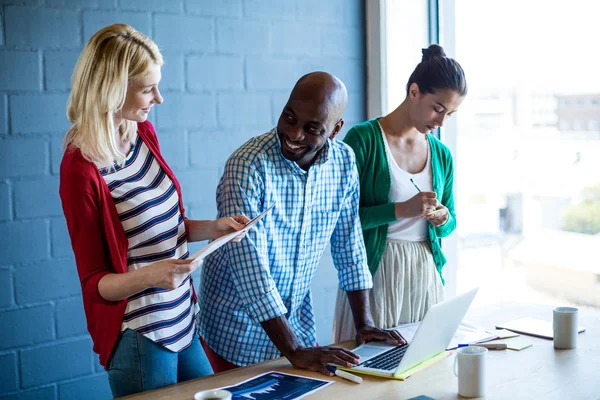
[506,338,532,351]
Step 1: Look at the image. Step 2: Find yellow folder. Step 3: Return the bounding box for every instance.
[338,351,451,381]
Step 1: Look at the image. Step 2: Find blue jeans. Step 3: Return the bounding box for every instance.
[107,329,213,398]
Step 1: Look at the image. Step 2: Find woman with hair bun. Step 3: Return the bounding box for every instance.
[333,44,467,343]
[59,24,248,397]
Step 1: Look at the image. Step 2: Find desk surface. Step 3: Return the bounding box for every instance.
[119,302,600,400]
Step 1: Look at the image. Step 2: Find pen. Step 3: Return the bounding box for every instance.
[409,178,422,192]
[326,366,363,384]
[411,178,440,216]
[458,343,507,350]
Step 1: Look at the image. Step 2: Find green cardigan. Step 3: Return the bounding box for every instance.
[343,118,456,284]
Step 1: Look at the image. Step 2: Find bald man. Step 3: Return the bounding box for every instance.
[197,72,404,375]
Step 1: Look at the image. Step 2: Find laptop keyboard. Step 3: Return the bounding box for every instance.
[359,343,409,371]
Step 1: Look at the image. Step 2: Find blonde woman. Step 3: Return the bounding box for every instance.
[59,24,248,397]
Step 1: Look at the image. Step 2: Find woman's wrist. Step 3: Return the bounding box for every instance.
[187,219,214,242]
[137,265,156,289]
[439,210,450,226]
[207,219,219,240]
[394,202,404,219]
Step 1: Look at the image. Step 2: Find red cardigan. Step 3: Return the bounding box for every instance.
[59,121,195,369]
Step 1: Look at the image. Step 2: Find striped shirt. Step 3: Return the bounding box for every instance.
[100,134,197,352]
[198,129,373,366]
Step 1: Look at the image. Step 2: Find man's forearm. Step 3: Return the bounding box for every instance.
[260,315,302,357]
[346,289,375,329]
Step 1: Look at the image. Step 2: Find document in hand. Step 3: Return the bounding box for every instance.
[188,205,274,263]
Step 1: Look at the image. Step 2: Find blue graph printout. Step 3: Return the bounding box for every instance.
[216,371,334,400]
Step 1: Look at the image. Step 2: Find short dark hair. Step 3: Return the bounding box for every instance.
[406,44,467,97]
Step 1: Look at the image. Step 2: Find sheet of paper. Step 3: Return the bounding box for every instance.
[447,320,499,349]
[188,204,274,262]
[493,329,520,339]
[395,322,420,342]
[215,371,333,400]
[394,320,498,350]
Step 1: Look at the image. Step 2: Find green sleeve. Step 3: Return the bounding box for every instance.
[435,149,456,238]
[359,203,397,230]
[344,124,397,231]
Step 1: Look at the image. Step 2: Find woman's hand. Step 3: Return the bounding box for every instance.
[424,200,449,226]
[209,215,251,242]
[395,192,438,219]
[144,259,202,290]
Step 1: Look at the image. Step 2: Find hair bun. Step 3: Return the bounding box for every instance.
[421,44,446,61]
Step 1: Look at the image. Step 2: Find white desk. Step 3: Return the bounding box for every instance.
[119,302,600,399]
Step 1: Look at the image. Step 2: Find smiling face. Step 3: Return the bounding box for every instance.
[407,83,464,133]
[120,64,163,123]
[276,75,346,170]
[276,103,341,170]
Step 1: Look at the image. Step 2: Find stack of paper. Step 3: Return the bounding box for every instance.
[394,320,499,351]
[446,320,500,349]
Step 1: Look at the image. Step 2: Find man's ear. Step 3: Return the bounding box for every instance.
[330,119,344,140]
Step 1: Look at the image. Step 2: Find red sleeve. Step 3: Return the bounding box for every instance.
[60,159,115,305]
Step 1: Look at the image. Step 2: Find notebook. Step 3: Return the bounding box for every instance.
[495,317,585,340]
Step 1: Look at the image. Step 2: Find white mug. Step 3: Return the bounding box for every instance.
[553,307,578,349]
[193,389,233,400]
[453,346,487,398]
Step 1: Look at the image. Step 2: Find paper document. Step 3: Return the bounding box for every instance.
[447,320,499,349]
[214,371,333,400]
[492,329,520,339]
[394,320,498,350]
[188,205,274,263]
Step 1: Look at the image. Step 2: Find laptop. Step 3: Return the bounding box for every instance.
[339,288,479,379]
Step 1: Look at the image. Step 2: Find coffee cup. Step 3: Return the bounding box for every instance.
[453,345,487,398]
[193,389,232,400]
[553,307,578,349]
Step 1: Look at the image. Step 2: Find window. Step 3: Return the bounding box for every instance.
[444,0,600,311]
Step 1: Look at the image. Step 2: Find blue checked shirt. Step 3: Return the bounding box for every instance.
[197,129,372,366]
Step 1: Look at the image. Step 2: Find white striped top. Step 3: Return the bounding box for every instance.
[99,134,197,352]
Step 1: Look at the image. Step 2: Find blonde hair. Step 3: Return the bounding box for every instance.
[65,24,163,167]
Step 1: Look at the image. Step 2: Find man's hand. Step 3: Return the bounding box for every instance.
[355,324,406,346]
[286,346,361,376]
